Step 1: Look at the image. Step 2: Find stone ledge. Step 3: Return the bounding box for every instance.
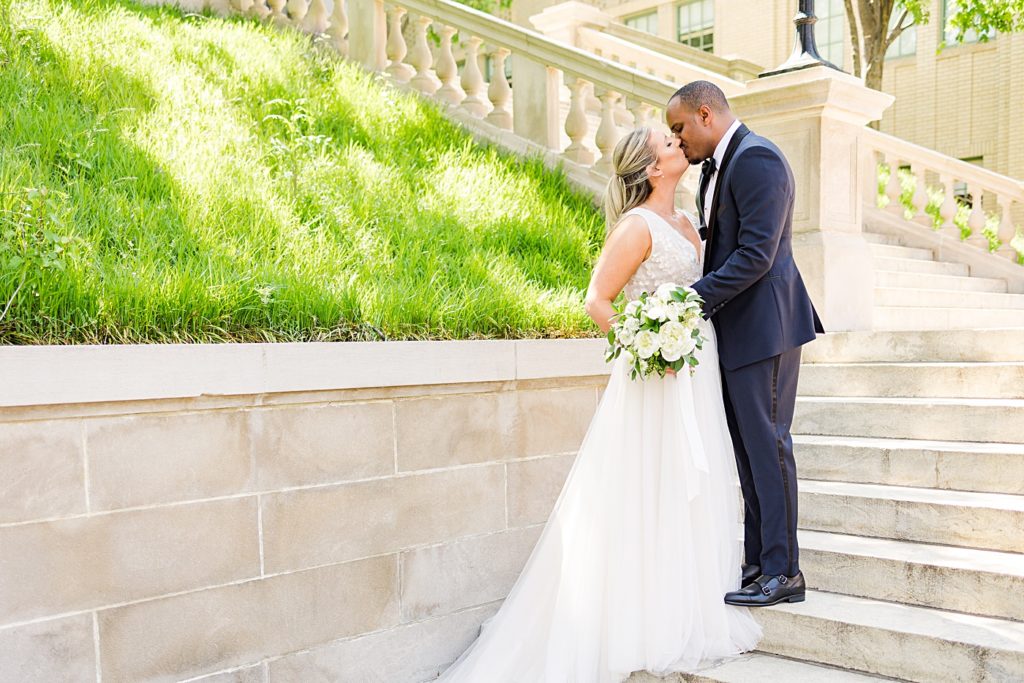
[0,338,610,409]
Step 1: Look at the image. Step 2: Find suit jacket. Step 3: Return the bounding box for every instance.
[691,125,825,371]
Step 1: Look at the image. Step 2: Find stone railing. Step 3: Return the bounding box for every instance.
[351,0,679,184]
[864,128,1024,262]
[601,22,762,82]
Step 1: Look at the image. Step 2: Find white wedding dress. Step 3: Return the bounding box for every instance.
[436,207,762,683]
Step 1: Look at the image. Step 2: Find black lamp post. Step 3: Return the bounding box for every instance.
[760,0,842,77]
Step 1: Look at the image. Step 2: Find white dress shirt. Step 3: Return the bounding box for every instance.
[702,118,743,228]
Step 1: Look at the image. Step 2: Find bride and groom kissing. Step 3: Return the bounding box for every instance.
[437,80,825,681]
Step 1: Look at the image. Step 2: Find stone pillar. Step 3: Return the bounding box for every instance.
[732,68,894,331]
[349,0,386,72]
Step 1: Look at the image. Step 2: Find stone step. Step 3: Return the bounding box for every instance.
[876,287,1024,310]
[875,268,1008,293]
[627,653,892,682]
[800,530,1024,621]
[861,232,902,246]
[795,434,1024,495]
[756,590,1024,682]
[799,480,1024,553]
[868,243,936,261]
[794,395,1024,443]
[873,305,1024,330]
[871,255,968,276]
[803,329,1024,363]
[797,362,1024,398]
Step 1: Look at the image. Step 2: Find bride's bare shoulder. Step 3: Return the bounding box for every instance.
[604,213,653,263]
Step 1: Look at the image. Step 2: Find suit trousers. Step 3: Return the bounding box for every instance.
[720,345,802,578]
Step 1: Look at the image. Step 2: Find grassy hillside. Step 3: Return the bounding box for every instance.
[0,0,605,343]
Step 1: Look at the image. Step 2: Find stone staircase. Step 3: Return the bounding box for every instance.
[861,231,1024,330]
[767,329,1024,681]
[626,328,1024,682]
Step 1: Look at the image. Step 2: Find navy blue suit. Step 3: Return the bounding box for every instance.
[691,124,824,578]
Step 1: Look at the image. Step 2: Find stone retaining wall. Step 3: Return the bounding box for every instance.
[0,339,608,682]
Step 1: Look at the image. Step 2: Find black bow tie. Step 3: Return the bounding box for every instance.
[701,157,717,176]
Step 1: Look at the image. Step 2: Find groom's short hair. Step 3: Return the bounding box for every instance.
[670,81,730,113]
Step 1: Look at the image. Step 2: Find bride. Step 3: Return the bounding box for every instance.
[436,127,762,682]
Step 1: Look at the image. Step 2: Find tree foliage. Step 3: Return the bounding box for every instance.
[841,0,1023,91]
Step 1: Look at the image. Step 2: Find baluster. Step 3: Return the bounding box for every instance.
[303,0,329,34]
[996,195,1020,261]
[936,173,958,235]
[485,47,512,129]
[460,37,489,117]
[884,154,903,214]
[627,99,653,129]
[385,7,414,83]
[327,0,348,56]
[409,15,440,95]
[268,0,288,25]
[594,88,622,174]
[249,0,271,20]
[286,0,308,27]
[209,0,231,16]
[908,162,929,224]
[563,76,594,165]
[435,25,464,105]
[966,182,988,249]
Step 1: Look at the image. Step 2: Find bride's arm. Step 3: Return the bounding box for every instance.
[584,216,651,333]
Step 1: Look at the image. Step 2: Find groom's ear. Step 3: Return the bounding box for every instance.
[698,104,714,126]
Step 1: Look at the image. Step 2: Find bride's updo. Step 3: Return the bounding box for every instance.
[603,126,656,235]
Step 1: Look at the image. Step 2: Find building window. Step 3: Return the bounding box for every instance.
[886,10,917,59]
[815,0,846,69]
[943,0,995,44]
[624,11,658,36]
[677,0,714,53]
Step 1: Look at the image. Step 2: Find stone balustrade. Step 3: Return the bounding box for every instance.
[864,128,1024,262]
[350,0,680,191]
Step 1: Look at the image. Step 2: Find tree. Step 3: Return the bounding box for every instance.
[841,0,1024,91]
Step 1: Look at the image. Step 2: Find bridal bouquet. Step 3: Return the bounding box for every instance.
[605,283,707,380]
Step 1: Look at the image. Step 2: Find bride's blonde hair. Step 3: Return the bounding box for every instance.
[603,127,656,235]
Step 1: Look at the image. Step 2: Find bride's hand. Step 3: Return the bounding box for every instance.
[665,368,677,377]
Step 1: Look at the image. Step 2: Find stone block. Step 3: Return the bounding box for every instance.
[0,614,95,683]
[401,526,541,620]
[0,420,84,524]
[87,411,252,510]
[506,453,575,527]
[0,497,259,625]
[98,555,398,683]
[261,465,504,574]
[251,402,394,489]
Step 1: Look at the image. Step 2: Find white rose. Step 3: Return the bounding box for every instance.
[624,300,642,317]
[633,329,661,359]
[658,321,697,362]
[644,302,669,322]
[655,282,680,300]
[666,302,685,322]
[622,317,640,333]
[617,327,636,346]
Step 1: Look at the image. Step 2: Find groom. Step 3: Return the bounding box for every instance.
[666,81,824,607]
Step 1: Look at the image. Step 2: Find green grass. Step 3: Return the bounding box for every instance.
[0,0,605,343]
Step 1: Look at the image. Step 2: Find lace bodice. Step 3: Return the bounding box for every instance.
[621,207,704,301]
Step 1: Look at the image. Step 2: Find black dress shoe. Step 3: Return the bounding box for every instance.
[741,563,760,584]
[724,572,806,607]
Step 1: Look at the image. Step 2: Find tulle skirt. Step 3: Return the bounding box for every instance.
[436,322,762,682]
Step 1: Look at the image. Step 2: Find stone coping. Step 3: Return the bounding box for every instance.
[0,339,610,408]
